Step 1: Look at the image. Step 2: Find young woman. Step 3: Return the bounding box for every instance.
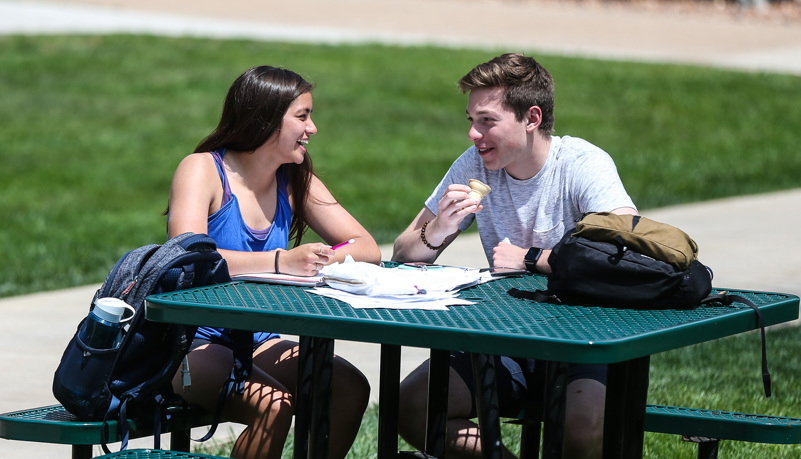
[167,65,381,459]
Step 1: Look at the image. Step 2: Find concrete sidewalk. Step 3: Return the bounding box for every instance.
[1,1,800,457]
[4,0,801,75]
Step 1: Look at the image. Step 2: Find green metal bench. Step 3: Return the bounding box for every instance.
[93,448,225,458]
[644,404,801,458]
[511,402,801,458]
[0,404,216,459]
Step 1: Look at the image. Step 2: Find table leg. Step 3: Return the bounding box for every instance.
[425,349,450,458]
[310,337,334,459]
[518,362,546,459]
[471,353,502,459]
[541,361,568,459]
[602,356,650,459]
[378,344,401,459]
[294,335,314,459]
[622,356,650,457]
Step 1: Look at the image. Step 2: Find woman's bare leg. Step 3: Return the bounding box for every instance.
[173,338,369,459]
[251,339,371,459]
[172,341,294,459]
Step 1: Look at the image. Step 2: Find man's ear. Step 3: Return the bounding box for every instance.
[526,106,543,132]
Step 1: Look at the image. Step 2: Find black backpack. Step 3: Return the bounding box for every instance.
[546,227,713,310]
[541,212,711,309]
[52,232,252,452]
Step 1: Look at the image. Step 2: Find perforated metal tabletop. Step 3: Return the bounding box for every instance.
[145,274,798,365]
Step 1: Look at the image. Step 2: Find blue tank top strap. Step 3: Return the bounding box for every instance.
[210,149,233,207]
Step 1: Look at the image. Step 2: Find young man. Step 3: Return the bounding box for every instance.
[392,53,638,458]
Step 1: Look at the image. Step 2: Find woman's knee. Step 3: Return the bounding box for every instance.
[232,382,295,430]
[262,391,294,425]
[172,345,236,408]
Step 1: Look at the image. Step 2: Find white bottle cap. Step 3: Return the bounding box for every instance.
[93,297,128,323]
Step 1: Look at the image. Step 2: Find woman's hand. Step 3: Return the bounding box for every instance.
[279,243,334,276]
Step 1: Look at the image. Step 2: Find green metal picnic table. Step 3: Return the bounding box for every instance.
[145,271,799,458]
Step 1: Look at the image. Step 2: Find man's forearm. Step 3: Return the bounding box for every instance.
[391,229,441,263]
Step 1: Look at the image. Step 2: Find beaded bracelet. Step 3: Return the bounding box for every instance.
[421,221,446,251]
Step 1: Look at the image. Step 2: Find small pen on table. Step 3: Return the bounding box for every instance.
[331,238,355,250]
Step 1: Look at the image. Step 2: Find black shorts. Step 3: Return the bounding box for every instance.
[188,334,278,353]
[449,351,607,418]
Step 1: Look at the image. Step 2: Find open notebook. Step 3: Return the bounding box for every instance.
[231,272,325,287]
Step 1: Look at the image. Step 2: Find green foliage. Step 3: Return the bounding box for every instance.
[548,58,801,208]
[1,35,801,296]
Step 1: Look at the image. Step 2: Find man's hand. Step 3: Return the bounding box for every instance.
[492,240,528,270]
[432,184,482,238]
[493,241,553,274]
[391,184,481,264]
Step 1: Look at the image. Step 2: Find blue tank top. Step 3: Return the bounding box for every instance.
[195,149,291,347]
[206,150,292,251]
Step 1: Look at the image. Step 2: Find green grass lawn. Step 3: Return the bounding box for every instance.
[2,34,801,297]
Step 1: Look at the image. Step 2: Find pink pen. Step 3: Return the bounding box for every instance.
[331,239,355,250]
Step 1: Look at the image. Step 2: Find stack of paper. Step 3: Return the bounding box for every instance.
[233,260,514,310]
[308,261,485,310]
[323,262,482,295]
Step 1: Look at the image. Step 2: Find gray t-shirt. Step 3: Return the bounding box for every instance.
[425,135,637,264]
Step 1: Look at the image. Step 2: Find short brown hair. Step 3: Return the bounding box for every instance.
[458,53,555,135]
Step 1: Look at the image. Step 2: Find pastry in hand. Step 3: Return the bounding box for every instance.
[468,179,491,202]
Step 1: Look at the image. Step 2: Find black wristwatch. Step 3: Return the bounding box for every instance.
[524,247,543,273]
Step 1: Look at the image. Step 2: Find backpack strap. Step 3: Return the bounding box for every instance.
[118,397,134,451]
[150,394,171,450]
[192,329,253,443]
[192,367,240,443]
[229,328,254,388]
[507,287,559,304]
[701,293,771,397]
[100,396,125,455]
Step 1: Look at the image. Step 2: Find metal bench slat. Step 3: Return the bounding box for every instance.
[644,404,801,444]
[0,404,213,446]
[93,448,226,458]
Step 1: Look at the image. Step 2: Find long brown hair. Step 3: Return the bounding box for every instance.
[193,66,317,246]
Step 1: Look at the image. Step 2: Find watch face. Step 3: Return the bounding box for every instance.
[525,248,542,261]
[525,247,542,272]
